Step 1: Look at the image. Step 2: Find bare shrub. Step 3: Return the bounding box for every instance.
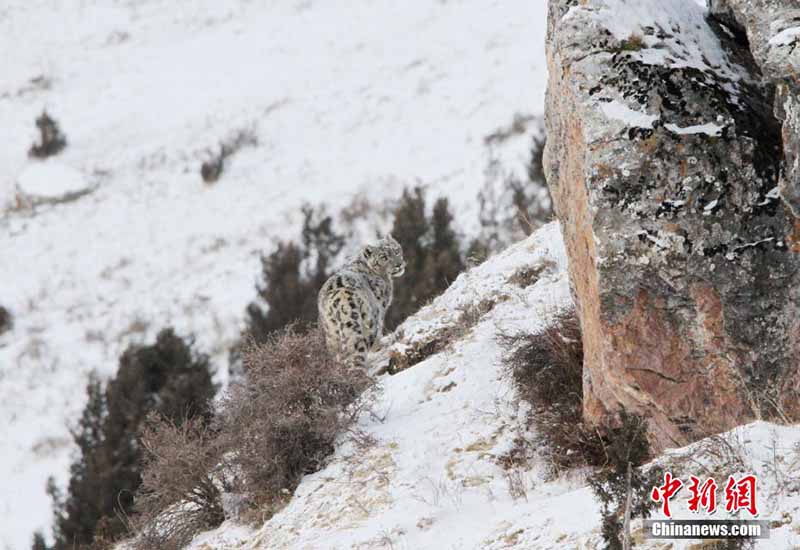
[200,127,258,183]
[29,110,67,158]
[500,309,607,473]
[504,468,529,501]
[219,325,372,511]
[483,112,537,145]
[501,312,661,549]
[133,415,225,550]
[507,260,555,288]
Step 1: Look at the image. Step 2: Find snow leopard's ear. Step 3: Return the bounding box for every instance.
[362,244,375,258]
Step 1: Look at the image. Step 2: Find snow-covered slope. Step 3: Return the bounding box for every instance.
[186,222,597,550]
[0,1,548,548]
[177,223,800,550]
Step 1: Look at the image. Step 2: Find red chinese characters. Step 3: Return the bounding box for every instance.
[650,473,759,518]
[724,474,758,517]
[687,476,717,514]
[650,472,683,518]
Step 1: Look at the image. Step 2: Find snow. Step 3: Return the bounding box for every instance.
[160,223,800,550]
[15,161,92,203]
[5,1,800,548]
[600,101,659,129]
[769,26,800,46]
[664,121,725,136]
[182,223,600,550]
[590,0,736,78]
[0,1,549,548]
[649,421,800,548]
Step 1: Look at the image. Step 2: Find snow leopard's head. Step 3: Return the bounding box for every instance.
[362,235,405,277]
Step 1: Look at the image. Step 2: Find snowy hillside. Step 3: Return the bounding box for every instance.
[169,223,800,550]
[184,223,592,549]
[0,1,548,548]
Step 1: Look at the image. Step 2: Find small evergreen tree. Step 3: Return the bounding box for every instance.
[588,411,662,550]
[387,188,430,328]
[45,329,215,550]
[29,111,67,158]
[386,188,465,329]
[245,205,344,344]
[424,197,465,288]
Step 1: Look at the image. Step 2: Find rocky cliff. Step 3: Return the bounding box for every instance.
[544,0,800,449]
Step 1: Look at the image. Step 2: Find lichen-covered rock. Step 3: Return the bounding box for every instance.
[544,0,800,450]
[709,0,800,217]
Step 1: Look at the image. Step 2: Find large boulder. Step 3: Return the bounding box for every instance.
[544,0,800,450]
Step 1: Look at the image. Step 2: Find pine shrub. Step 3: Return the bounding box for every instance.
[29,111,67,158]
[0,305,12,335]
[588,411,662,550]
[45,329,215,550]
[30,532,47,550]
[245,205,344,344]
[386,188,465,329]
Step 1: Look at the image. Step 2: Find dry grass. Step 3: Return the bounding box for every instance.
[507,260,554,288]
[499,309,608,474]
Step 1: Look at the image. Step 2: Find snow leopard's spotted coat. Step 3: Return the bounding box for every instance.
[318,236,405,368]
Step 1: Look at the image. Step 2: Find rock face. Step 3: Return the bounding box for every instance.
[708,0,800,216]
[544,0,800,449]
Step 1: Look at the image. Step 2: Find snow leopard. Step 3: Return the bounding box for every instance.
[318,235,405,369]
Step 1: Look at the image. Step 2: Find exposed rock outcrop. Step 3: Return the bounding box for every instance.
[544,0,800,450]
[708,0,800,216]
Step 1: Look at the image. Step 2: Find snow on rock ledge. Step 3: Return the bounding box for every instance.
[14,161,94,207]
[544,0,800,450]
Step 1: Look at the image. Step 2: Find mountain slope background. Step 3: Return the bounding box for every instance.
[0,1,548,548]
